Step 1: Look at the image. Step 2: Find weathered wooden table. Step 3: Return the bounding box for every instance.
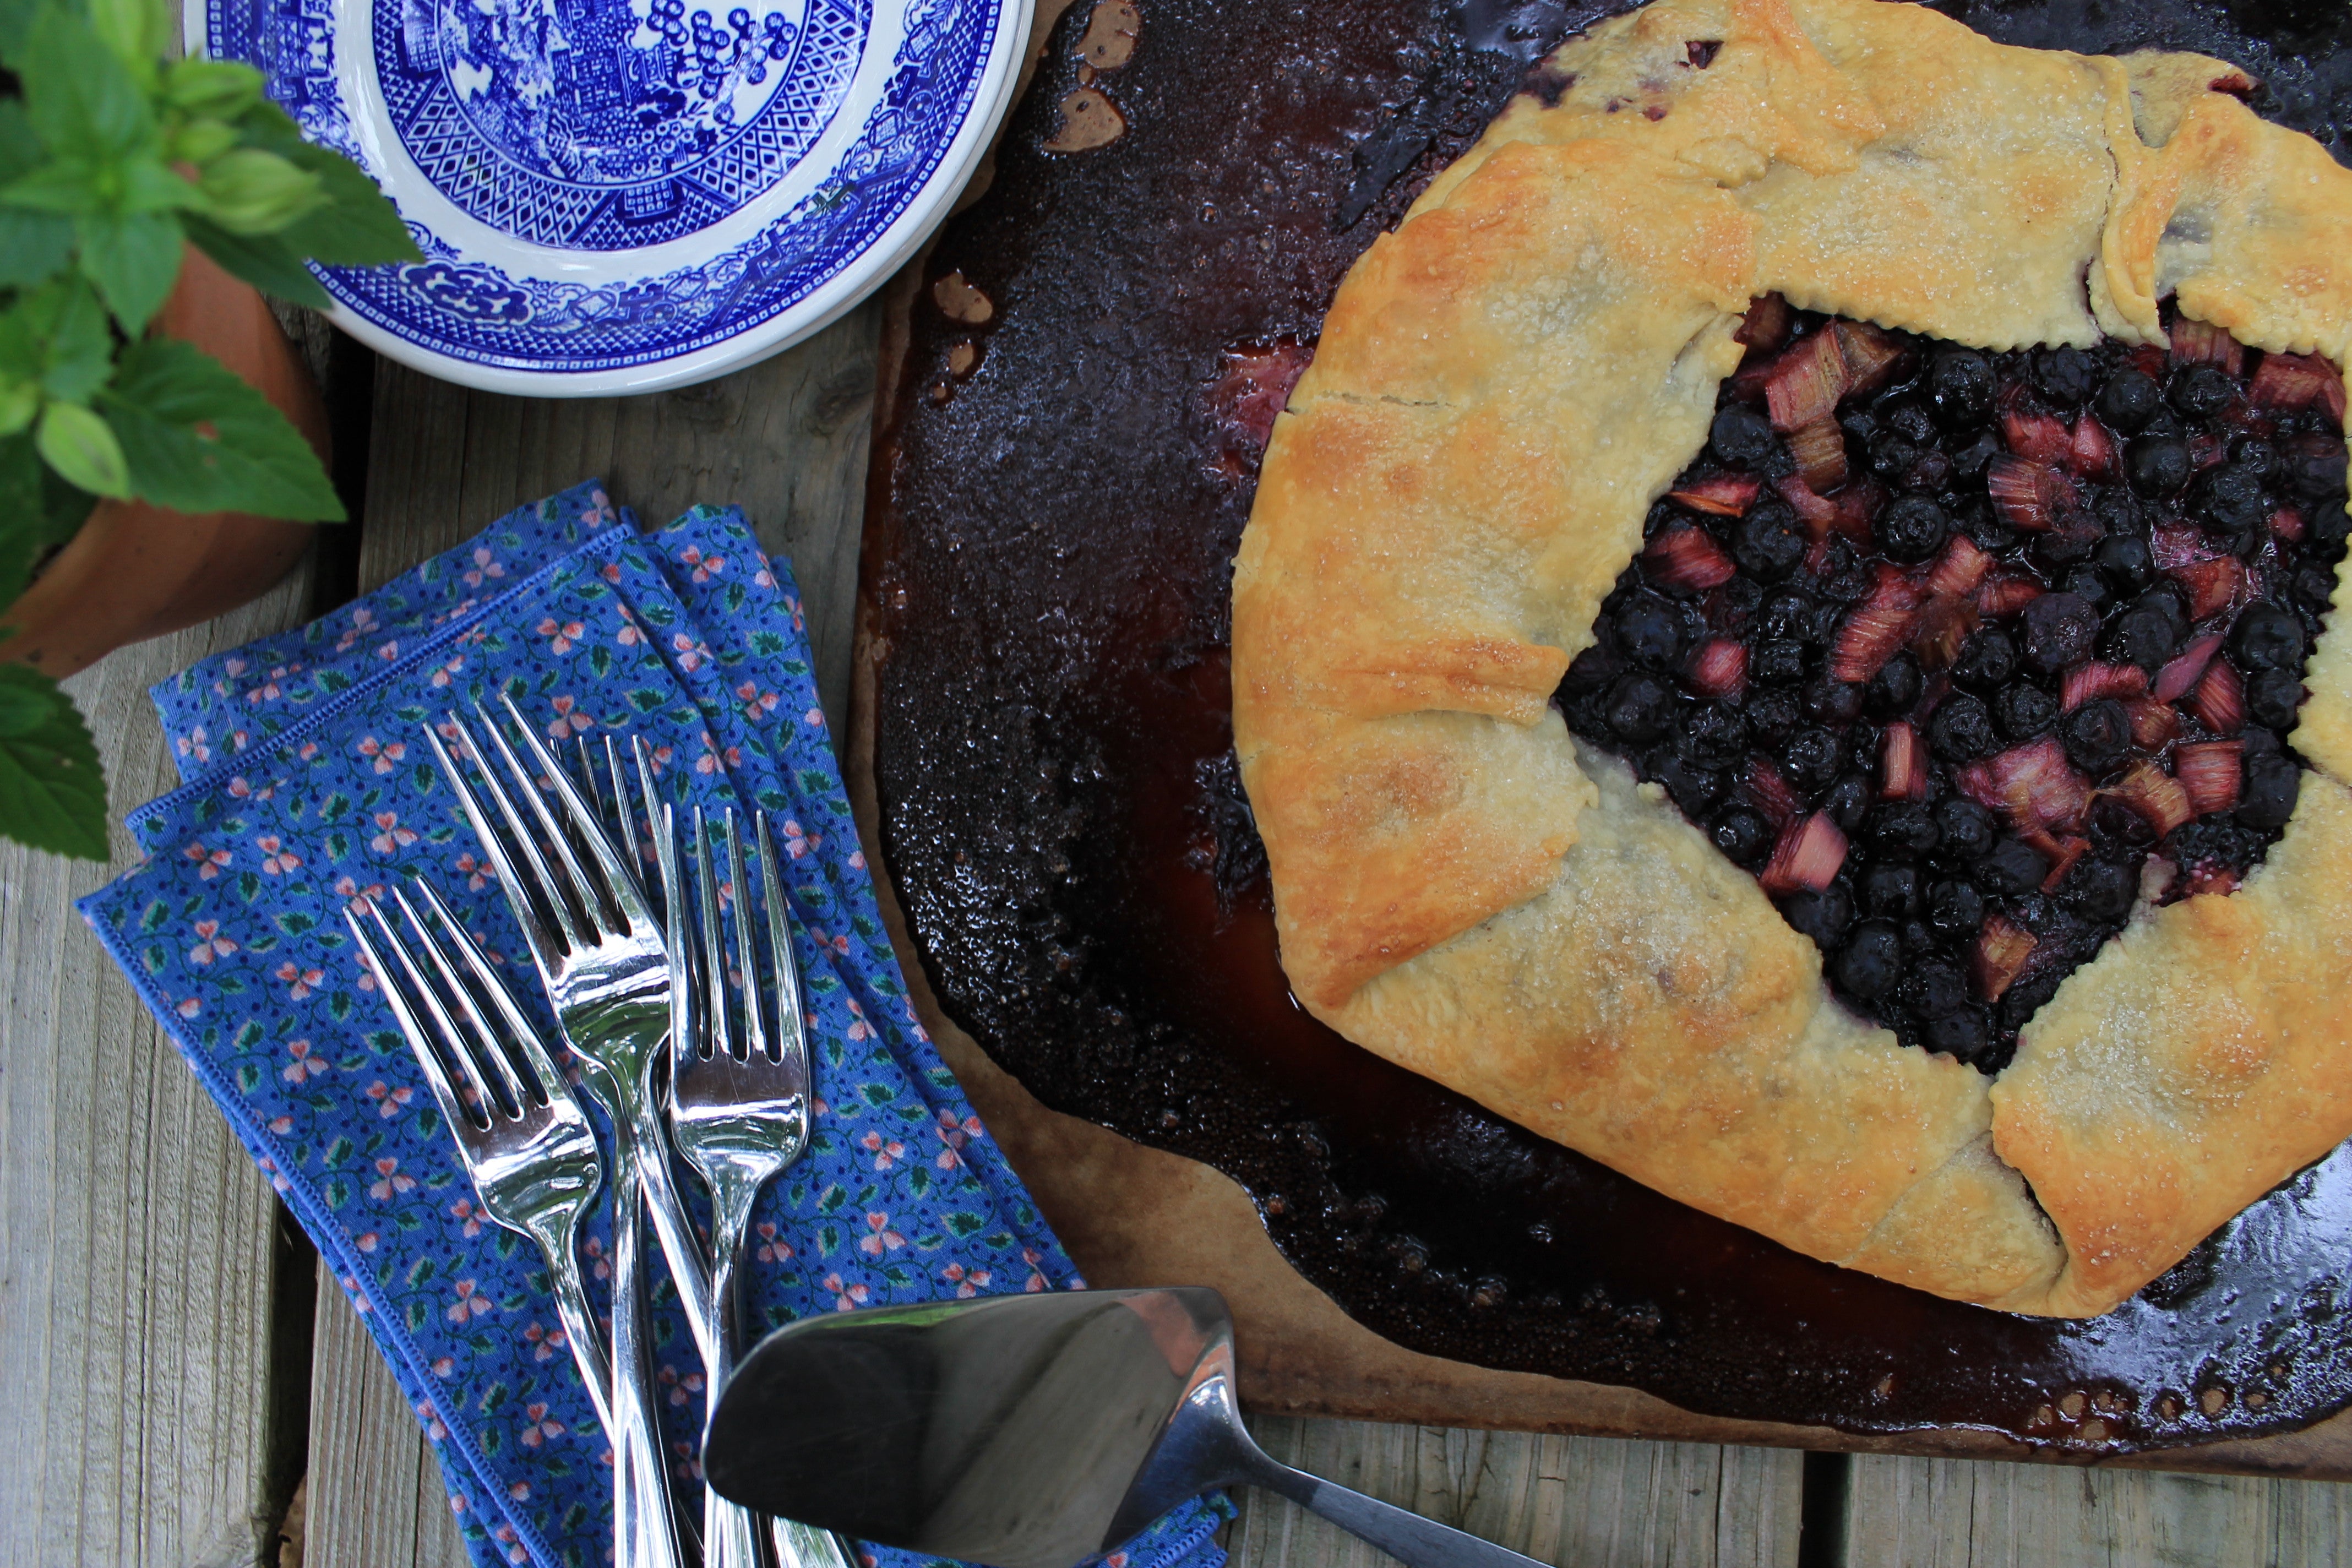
[8,308,2352,1568]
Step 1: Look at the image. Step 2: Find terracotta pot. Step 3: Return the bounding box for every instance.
[0,247,330,678]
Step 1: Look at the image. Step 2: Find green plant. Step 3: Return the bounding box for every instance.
[0,0,417,860]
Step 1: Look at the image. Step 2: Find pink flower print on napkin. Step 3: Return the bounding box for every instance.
[753,1222,793,1264]
[429,653,466,689]
[450,1197,486,1238]
[941,1262,990,1299]
[522,1321,567,1363]
[333,874,388,904]
[281,1038,330,1084]
[335,607,379,652]
[860,1131,903,1170]
[677,544,725,582]
[1021,1247,1053,1293]
[659,1363,705,1409]
[858,1213,906,1256]
[256,836,302,875]
[276,960,324,1000]
[669,631,707,672]
[519,1403,566,1448]
[357,735,406,774]
[183,840,231,879]
[454,851,493,891]
[369,812,419,853]
[823,1273,870,1312]
[843,999,874,1042]
[247,666,290,703]
[368,1157,417,1201]
[446,1279,496,1324]
[225,775,273,802]
[583,1235,610,1283]
[536,617,586,655]
[177,726,212,764]
[416,1399,449,1441]
[616,618,644,649]
[545,694,593,741]
[780,819,818,859]
[365,1079,416,1118]
[187,919,238,966]
[461,547,505,589]
[935,1108,984,1170]
[734,680,779,721]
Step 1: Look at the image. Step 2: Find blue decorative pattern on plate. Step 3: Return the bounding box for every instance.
[193,0,1029,393]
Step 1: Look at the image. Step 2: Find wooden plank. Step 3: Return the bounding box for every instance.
[0,564,318,1568]
[1226,1419,1802,1568]
[1839,1454,2352,1567]
[304,304,879,1568]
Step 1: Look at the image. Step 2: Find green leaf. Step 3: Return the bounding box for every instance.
[164,58,264,120]
[0,99,45,184]
[0,431,89,607]
[0,155,106,216]
[0,0,36,53]
[183,215,331,309]
[20,5,153,161]
[0,277,116,401]
[78,210,182,331]
[0,664,107,859]
[0,666,52,735]
[100,337,342,520]
[196,148,320,235]
[87,0,169,84]
[0,210,75,288]
[274,142,419,265]
[35,401,129,497]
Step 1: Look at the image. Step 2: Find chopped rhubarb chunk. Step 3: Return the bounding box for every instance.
[2169,315,2245,375]
[2114,760,2195,837]
[1735,293,1793,353]
[2152,631,2226,704]
[1975,573,2044,618]
[2187,658,2244,734]
[2060,661,2148,711]
[1833,321,1907,399]
[1686,636,1749,698]
[1956,736,2091,834]
[2150,522,2212,571]
[2000,407,2072,466]
[1746,759,1800,829]
[2248,349,2343,416]
[2272,507,2307,543]
[1786,416,1848,492]
[2175,741,2244,816]
[1764,329,1850,432]
[2034,832,2089,893]
[1774,473,1839,537]
[1911,594,1979,671]
[2067,416,2117,480]
[1880,721,1926,801]
[1973,916,2038,1003]
[1645,524,1737,592]
[1830,574,1927,683]
[2190,430,2229,471]
[1986,457,2069,531]
[1668,473,1763,516]
[1760,812,1849,895]
[1925,535,1993,598]
[2124,697,2180,751]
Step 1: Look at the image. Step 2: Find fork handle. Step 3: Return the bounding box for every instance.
[624,1091,720,1366]
[614,1170,689,1568]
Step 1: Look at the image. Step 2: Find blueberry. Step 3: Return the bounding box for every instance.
[2098,367,2162,434]
[1868,652,1923,717]
[1928,693,1997,761]
[2032,516,2103,570]
[2285,434,2349,501]
[1845,722,1882,774]
[1833,921,1904,998]
[1615,592,1690,668]
[1929,350,1995,427]
[1877,496,1948,562]
[2125,436,2192,497]
[1978,836,2050,895]
[1734,504,1807,580]
[1709,405,1778,469]
[1902,448,1954,493]
[1783,726,1843,794]
[2246,667,2306,729]
[1934,797,1996,862]
[1803,673,1866,725]
[2033,346,2100,408]
[1711,803,1773,866]
[1867,800,1941,860]
[2293,564,2337,612]
[2088,794,2157,850]
[2230,435,2278,478]
[1678,701,1751,770]
[1884,401,1936,445]
[1647,747,1726,816]
[2169,362,2237,419]
[1927,877,1986,936]
[2094,532,2154,594]
[1747,688,1802,747]
[1779,883,1856,947]
[1758,590,1819,643]
[1902,960,1969,1020]
[2239,753,2302,830]
[2136,585,2190,643]
[2059,856,2137,922]
[2060,697,2133,775]
[2061,564,2111,613]
[1823,772,1874,835]
[1950,629,2017,692]
[1950,428,2003,480]
[2241,725,2283,757]
[2103,606,2177,674]
[1869,431,1920,482]
[1924,1007,1990,1060]
[2229,603,2305,673]
[1604,672,1676,743]
[1901,918,1939,954]
[2021,591,2099,674]
[2193,464,2269,542]
[1752,638,1807,686]
[1859,861,1923,917]
[1992,682,2059,741]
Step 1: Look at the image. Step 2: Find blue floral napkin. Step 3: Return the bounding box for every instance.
[82,482,1231,1568]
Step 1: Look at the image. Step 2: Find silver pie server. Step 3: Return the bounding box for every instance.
[701,1286,1550,1568]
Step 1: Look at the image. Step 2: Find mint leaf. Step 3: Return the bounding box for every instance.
[0,277,116,401]
[20,6,152,161]
[36,400,130,497]
[100,337,342,520]
[183,215,331,309]
[275,141,420,265]
[0,99,44,183]
[0,210,74,288]
[0,663,108,861]
[78,210,182,331]
[0,0,35,54]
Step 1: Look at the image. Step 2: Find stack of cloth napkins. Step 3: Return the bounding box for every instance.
[81,481,1232,1568]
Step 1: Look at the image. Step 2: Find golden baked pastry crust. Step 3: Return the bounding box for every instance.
[1231,0,2352,1317]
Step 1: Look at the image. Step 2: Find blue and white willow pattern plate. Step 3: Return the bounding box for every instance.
[193,0,1030,393]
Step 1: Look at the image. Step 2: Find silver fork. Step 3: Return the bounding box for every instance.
[425,699,710,1568]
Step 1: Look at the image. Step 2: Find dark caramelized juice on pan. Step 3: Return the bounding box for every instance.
[868,0,2352,1445]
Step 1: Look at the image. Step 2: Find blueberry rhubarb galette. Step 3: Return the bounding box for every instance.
[1229,0,2352,1317]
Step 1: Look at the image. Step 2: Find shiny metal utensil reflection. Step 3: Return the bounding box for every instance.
[703,1288,1553,1568]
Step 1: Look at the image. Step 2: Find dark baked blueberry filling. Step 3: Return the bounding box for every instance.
[1560,303,2349,1072]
